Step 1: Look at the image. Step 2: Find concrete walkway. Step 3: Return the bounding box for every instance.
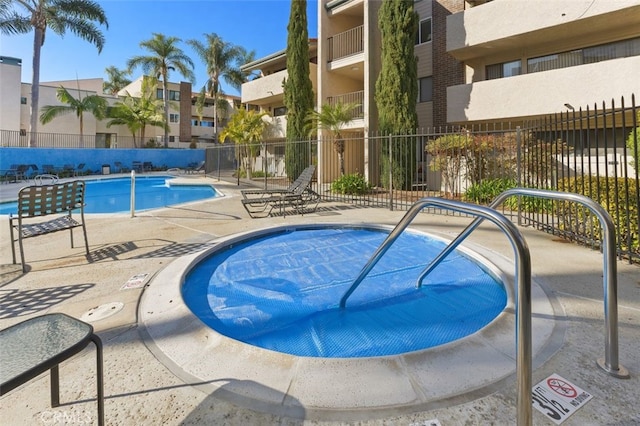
[0,177,638,425]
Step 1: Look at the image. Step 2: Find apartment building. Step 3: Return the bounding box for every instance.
[446,0,640,125]
[240,39,319,141]
[0,56,238,148]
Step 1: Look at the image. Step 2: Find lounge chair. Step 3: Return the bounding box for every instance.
[241,165,320,218]
[186,161,205,174]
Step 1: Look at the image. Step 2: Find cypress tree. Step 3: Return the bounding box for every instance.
[375,0,419,189]
[283,0,315,181]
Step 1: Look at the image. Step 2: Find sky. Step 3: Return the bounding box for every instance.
[0,0,318,96]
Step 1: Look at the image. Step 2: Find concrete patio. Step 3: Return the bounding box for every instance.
[0,176,638,425]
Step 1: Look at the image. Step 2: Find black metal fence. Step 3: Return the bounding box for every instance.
[207,95,638,263]
[0,131,142,148]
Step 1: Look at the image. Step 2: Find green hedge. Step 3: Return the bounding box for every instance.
[558,177,639,253]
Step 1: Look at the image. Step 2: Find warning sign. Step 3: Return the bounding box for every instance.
[532,374,593,424]
[121,273,150,290]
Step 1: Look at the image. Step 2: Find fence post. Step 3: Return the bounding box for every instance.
[388,133,393,211]
[130,170,136,218]
[516,126,522,226]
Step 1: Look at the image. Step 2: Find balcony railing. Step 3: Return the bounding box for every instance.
[328,25,364,62]
[327,90,364,119]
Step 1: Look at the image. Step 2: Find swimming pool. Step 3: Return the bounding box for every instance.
[0,176,219,214]
[182,226,507,358]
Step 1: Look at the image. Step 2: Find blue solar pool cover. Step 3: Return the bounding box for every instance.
[182,228,507,358]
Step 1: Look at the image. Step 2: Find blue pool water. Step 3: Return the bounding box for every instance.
[182,227,507,358]
[0,176,218,214]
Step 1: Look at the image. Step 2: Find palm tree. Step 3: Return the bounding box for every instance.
[306,102,360,176]
[219,108,268,178]
[0,0,108,147]
[39,86,107,145]
[106,78,165,148]
[187,33,244,142]
[127,33,194,148]
[103,66,131,95]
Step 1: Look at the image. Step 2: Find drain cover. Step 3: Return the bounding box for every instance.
[81,302,124,322]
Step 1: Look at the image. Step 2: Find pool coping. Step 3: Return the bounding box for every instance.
[139,223,566,421]
[0,174,224,215]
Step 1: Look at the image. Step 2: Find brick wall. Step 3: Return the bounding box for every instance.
[432,0,465,129]
[179,82,192,142]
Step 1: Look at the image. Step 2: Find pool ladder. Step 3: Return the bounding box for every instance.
[33,174,59,186]
[339,188,629,426]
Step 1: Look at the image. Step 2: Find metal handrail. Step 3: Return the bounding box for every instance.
[33,174,59,186]
[415,188,629,379]
[338,197,533,425]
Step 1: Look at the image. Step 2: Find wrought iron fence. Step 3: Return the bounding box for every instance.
[208,95,638,262]
[0,131,142,148]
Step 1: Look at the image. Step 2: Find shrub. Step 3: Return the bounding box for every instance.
[464,178,517,205]
[250,170,273,178]
[144,139,163,148]
[331,173,371,195]
[557,176,638,253]
[626,113,639,169]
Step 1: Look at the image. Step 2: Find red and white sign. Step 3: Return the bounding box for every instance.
[121,273,149,290]
[532,374,593,424]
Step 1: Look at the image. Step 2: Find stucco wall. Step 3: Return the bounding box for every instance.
[0,148,205,175]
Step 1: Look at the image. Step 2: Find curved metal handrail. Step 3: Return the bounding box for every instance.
[339,197,533,425]
[34,174,59,186]
[414,188,629,379]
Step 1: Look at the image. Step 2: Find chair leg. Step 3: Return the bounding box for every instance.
[18,232,26,273]
[9,220,16,265]
[91,335,104,426]
[82,223,90,256]
[50,364,60,407]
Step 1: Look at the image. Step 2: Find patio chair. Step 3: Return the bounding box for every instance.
[241,165,320,218]
[74,163,90,176]
[114,162,130,173]
[61,164,75,178]
[42,164,57,175]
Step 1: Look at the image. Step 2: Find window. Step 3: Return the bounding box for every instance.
[170,114,179,123]
[191,119,199,126]
[169,136,175,142]
[201,120,214,128]
[273,106,287,117]
[527,36,640,74]
[418,77,433,103]
[486,60,522,80]
[20,97,27,105]
[156,89,163,100]
[415,18,432,45]
[169,90,180,101]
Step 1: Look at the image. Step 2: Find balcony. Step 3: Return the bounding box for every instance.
[446,56,640,124]
[325,0,363,16]
[328,26,364,62]
[241,69,287,104]
[447,0,640,61]
[241,64,318,105]
[327,90,364,119]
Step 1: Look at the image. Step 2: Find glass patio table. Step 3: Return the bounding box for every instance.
[0,313,104,425]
